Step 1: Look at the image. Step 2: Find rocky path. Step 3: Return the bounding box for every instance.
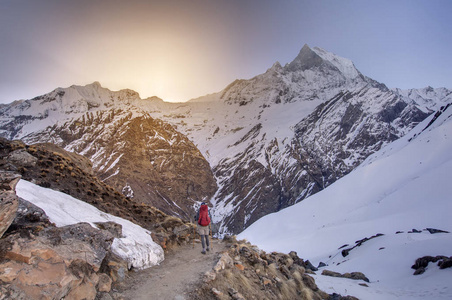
[117,239,228,300]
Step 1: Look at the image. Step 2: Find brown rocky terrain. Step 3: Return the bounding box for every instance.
[116,236,359,300]
[189,238,331,300]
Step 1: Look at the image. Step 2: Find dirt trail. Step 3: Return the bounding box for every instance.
[117,239,228,300]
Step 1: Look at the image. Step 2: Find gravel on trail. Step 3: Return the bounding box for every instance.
[117,239,228,300]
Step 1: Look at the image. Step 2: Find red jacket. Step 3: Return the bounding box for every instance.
[197,204,211,226]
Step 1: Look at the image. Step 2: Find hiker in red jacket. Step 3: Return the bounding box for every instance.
[196,202,211,254]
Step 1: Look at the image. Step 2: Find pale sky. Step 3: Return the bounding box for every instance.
[1,0,451,103]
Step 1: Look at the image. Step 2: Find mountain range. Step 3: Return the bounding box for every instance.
[1,44,451,234]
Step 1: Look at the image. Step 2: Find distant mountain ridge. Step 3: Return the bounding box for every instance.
[1,44,450,234]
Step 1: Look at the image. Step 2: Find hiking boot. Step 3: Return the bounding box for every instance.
[201,250,206,254]
[206,247,210,252]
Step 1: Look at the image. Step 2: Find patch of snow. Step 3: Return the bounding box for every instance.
[103,168,120,181]
[122,183,134,198]
[16,180,164,270]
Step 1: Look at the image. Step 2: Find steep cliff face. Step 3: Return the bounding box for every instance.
[19,109,216,220]
[278,87,428,205]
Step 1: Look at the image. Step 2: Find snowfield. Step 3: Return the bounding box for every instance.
[16,180,164,270]
[238,105,452,299]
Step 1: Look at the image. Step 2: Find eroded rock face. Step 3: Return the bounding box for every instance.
[0,221,117,299]
[213,86,430,234]
[7,149,37,167]
[0,171,20,238]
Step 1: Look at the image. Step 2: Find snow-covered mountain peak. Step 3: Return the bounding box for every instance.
[70,82,141,105]
[69,81,102,91]
[285,44,325,72]
[285,44,361,81]
[312,46,361,79]
[33,82,142,113]
[266,61,283,74]
[216,44,370,108]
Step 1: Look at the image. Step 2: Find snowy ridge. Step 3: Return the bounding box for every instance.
[16,180,164,270]
[392,86,452,113]
[0,82,144,140]
[238,104,452,299]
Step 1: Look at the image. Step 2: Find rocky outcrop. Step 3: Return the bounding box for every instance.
[0,223,115,299]
[321,270,370,282]
[0,166,198,299]
[0,172,20,238]
[411,255,452,275]
[0,174,119,299]
[190,238,357,300]
[340,233,384,257]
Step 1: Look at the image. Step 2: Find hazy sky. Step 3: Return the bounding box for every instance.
[1,0,451,103]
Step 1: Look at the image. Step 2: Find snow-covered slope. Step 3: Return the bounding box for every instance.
[238,104,452,299]
[16,179,165,270]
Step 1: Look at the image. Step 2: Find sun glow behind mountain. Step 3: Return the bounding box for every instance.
[1,0,451,104]
[1,0,254,103]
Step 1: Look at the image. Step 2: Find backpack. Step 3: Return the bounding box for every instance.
[198,204,211,226]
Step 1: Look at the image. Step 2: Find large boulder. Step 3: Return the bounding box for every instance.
[7,149,38,167]
[0,171,20,238]
[0,221,118,299]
